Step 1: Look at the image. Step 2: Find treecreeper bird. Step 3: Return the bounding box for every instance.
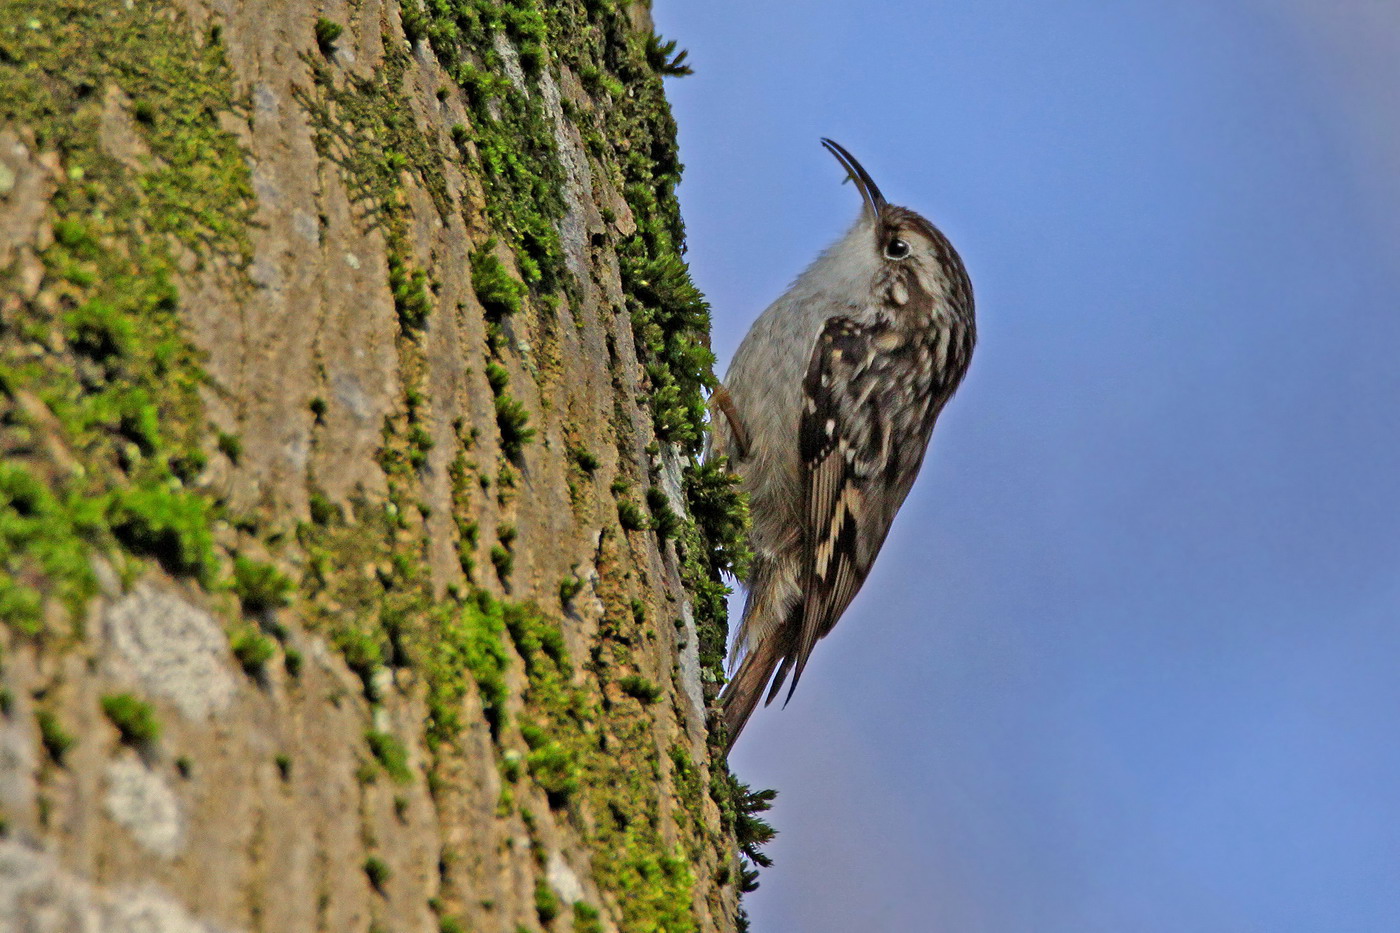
[710,139,976,754]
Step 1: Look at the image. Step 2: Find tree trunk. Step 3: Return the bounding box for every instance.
[0,1,753,930]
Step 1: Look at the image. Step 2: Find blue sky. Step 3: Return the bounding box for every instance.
[651,2,1400,930]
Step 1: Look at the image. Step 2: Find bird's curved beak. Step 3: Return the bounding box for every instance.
[821,138,887,216]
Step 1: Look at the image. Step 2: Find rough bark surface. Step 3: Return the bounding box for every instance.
[0,1,752,931]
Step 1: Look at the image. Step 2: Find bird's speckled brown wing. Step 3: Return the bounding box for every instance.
[766,315,896,705]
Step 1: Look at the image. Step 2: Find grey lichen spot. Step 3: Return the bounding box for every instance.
[252,82,280,122]
[675,600,705,730]
[545,852,585,905]
[105,753,184,858]
[292,208,320,244]
[492,33,529,95]
[105,584,236,721]
[537,60,596,285]
[0,706,36,817]
[0,839,235,932]
[332,372,373,422]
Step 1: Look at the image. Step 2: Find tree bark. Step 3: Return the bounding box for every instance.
[0,1,751,930]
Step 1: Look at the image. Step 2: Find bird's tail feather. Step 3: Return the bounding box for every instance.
[721,635,783,755]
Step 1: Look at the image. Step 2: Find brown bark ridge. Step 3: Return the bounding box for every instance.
[0,1,759,930]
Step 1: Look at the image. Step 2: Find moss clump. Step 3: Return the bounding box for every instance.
[644,34,693,77]
[35,710,76,765]
[534,878,561,924]
[617,498,649,532]
[308,491,339,526]
[732,781,778,892]
[618,674,661,704]
[215,431,242,463]
[520,719,579,807]
[471,240,527,320]
[407,423,434,469]
[424,591,513,744]
[364,855,391,892]
[107,485,218,584]
[569,445,600,474]
[489,543,513,580]
[231,556,294,613]
[366,729,414,785]
[230,627,277,675]
[101,692,160,745]
[622,250,716,451]
[0,464,97,634]
[389,253,433,329]
[314,16,343,54]
[573,903,604,933]
[645,485,680,540]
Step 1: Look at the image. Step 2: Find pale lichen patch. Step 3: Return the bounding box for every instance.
[105,753,184,858]
[104,586,237,721]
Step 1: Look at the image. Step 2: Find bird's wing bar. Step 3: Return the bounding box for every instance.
[766,315,892,706]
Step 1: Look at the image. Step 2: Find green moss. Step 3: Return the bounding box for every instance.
[231,556,294,613]
[101,692,160,745]
[364,855,391,892]
[569,445,600,474]
[489,543,513,580]
[644,34,693,77]
[308,491,339,525]
[485,362,511,395]
[314,16,343,54]
[0,464,97,633]
[424,591,513,744]
[617,498,649,532]
[216,430,242,463]
[471,240,526,320]
[618,674,660,705]
[733,781,777,891]
[573,903,604,933]
[389,253,433,329]
[645,486,679,540]
[108,484,218,584]
[408,423,435,469]
[494,394,535,461]
[366,729,414,784]
[521,719,579,807]
[35,710,75,765]
[230,627,277,675]
[534,878,561,924]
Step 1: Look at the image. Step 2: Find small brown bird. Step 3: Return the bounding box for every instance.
[710,140,975,753]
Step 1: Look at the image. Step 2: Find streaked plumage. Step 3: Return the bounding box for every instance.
[710,140,975,753]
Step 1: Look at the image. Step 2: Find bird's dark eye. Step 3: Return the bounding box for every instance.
[884,237,911,260]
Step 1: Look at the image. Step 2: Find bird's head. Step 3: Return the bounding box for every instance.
[821,138,972,316]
